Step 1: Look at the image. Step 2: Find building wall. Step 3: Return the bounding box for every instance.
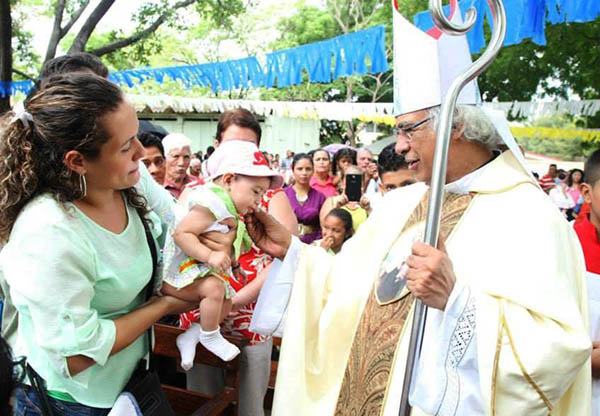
[138,113,320,157]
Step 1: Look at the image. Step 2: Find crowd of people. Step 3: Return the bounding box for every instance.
[536,163,586,220]
[0,51,599,416]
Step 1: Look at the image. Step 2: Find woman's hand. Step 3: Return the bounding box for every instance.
[153,295,198,316]
[244,209,292,260]
[334,194,349,208]
[233,264,248,285]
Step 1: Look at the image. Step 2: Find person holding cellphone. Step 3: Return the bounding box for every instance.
[319,165,369,232]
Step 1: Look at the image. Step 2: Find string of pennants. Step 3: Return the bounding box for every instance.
[414,0,600,53]
[0,25,388,98]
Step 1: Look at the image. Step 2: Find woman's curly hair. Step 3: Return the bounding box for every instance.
[0,73,148,243]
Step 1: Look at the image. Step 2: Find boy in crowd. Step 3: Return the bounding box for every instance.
[377,143,416,194]
[574,149,600,413]
[361,143,416,213]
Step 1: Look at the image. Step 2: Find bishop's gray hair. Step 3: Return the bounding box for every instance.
[426,105,503,149]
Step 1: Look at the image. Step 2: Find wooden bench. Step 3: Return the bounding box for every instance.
[153,323,248,416]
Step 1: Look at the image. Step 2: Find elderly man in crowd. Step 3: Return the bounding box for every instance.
[357,148,379,198]
[162,133,195,199]
[247,103,591,415]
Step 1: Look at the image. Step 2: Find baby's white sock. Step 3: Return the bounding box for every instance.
[176,323,201,371]
[199,328,240,362]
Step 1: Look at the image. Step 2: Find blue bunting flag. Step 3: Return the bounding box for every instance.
[0,26,388,98]
[414,0,600,53]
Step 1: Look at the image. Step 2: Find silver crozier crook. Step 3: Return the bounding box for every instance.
[398,0,507,415]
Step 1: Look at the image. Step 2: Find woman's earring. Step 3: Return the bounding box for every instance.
[79,174,87,198]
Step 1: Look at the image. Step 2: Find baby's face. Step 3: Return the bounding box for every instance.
[229,175,270,215]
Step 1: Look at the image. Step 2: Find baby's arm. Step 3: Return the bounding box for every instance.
[174,206,231,273]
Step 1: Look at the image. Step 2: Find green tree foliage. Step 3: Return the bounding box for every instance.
[477,17,600,104]
[10,1,41,80]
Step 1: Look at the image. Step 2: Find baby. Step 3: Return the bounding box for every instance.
[161,141,283,368]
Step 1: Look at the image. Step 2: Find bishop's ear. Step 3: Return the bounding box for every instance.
[63,150,87,176]
[450,122,466,142]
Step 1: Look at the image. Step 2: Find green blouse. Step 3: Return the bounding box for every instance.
[0,164,175,408]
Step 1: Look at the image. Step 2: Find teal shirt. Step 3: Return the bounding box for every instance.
[0,164,174,408]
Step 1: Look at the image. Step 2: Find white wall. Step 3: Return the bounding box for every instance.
[139,113,320,157]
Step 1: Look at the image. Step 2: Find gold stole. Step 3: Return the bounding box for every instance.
[334,191,474,415]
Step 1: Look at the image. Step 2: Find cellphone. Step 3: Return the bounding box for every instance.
[345,173,363,202]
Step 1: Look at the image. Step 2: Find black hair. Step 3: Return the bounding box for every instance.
[326,208,354,240]
[0,73,148,243]
[215,108,262,145]
[292,153,313,169]
[332,148,357,176]
[25,53,110,104]
[567,168,584,187]
[137,132,164,157]
[0,336,24,415]
[40,53,109,83]
[206,146,215,159]
[377,143,409,177]
[584,150,600,187]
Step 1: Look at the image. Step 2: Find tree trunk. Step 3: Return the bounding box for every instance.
[345,80,356,147]
[0,0,12,114]
[89,0,198,57]
[68,0,115,54]
[45,0,66,62]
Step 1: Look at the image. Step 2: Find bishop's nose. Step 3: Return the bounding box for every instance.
[395,135,410,155]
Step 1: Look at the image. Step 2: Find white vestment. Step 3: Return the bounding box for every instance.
[252,151,591,415]
[588,272,600,414]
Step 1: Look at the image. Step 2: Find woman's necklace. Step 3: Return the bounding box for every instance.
[294,185,309,204]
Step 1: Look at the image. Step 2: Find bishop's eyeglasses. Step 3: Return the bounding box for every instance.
[392,117,431,142]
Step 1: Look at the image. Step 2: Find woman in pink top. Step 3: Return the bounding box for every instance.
[565,168,585,221]
[567,169,584,205]
[309,149,338,198]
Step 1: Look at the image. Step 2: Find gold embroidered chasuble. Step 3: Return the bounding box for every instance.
[335,191,473,415]
[270,151,591,416]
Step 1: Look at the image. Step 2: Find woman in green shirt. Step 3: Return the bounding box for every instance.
[0,74,197,414]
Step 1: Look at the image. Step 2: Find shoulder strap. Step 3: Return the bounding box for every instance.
[140,213,158,302]
[139,212,158,371]
[25,363,54,416]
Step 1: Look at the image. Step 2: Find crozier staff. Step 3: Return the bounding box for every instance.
[245,2,591,413]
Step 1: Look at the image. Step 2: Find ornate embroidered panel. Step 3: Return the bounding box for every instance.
[335,191,473,415]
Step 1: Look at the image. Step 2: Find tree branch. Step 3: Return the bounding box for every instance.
[88,0,198,57]
[44,0,66,62]
[12,68,35,82]
[61,0,91,37]
[68,0,116,54]
[364,0,381,28]
[328,0,348,33]
[375,86,393,101]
